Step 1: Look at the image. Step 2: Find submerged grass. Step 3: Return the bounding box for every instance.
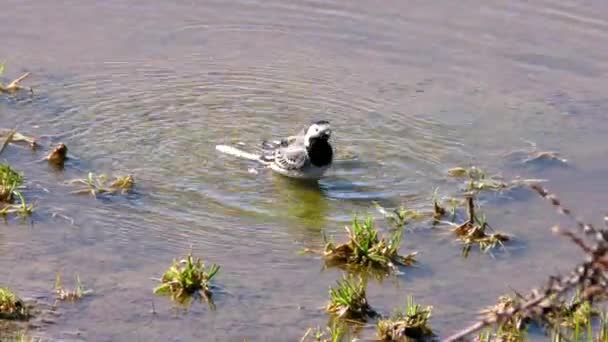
[300,320,346,342]
[376,296,434,341]
[0,287,29,320]
[69,172,134,197]
[326,275,377,322]
[373,202,428,228]
[447,166,542,194]
[154,252,220,307]
[323,216,417,273]
[55,273,91,302]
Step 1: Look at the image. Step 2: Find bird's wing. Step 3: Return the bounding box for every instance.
[274,144,308,170]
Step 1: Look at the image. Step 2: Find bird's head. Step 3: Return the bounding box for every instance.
[304,120,332,147]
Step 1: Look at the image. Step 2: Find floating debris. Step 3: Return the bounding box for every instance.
[523,151,568,165]
[323,216,417,273]
[505,140,568,167]
[376,296,435,341]
[69,172,134,197]
[0,130,37,153]
[0,287,29,320]
[326,275,377,321]
[55,273,91,302]
[46,143,68,167]
[0,63,32,94]
[154,252,220,307]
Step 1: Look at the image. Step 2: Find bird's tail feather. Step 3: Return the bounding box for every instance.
[215,145,270,164]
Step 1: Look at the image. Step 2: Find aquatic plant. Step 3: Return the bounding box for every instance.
[300,321,346,342]
[326,275,376,321]
[55,273,90,302]
[0,191,34,217]
[0,163,23,202]
[374,202,427,228]
[0,163,32,217]
[447,166,542,194]
[376,296,434,341]
[0,287,29,320]
[69,172,134,197]
[599,311,608,341]
[550,291,598,329]
[448,196,509,257]
[154,252,220,306]
[447,166,508,192]
[323,216,417,272]
[433,194,464,224]
[444,185,608,341]
[479,295,528,341]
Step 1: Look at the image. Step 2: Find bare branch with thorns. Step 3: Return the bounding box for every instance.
[445,184,608,341]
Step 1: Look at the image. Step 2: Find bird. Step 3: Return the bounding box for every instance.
[216,120,334,180]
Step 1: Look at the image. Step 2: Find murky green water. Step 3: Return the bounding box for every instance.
[2,0,608,340]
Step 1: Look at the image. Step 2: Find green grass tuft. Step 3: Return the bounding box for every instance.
[0,163,23,203]
[326,275,376,322]
[154,252,220,307]
[324,215,417,272]
[0,287,29,320]
[376,296,434,341]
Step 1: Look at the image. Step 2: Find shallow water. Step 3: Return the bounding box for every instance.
[1,0,608,340]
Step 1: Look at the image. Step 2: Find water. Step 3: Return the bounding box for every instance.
[1,1,608,340]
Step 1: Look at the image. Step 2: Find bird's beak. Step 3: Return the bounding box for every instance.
[321,129,331,138]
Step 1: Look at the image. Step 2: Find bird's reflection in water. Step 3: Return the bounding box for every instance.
[271,175,330,233]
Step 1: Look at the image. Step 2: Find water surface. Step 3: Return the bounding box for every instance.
[1,0,608,340]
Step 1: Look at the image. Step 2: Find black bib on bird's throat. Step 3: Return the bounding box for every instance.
[307,138,333,167]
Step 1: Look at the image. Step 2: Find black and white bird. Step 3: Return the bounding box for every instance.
[216,120,334,180]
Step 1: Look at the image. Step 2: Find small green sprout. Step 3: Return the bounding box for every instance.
[55,273,91,302]
[300,320,346,342]
[69,172,134,197]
